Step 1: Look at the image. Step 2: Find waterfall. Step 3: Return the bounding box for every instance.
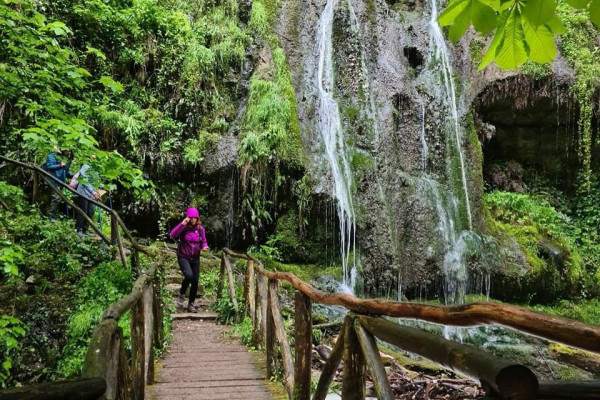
[428,0,473,230]
[420,103,429,173]
[316,0,357,293]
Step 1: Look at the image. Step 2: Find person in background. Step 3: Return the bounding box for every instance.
[74,155,101,237]
[44,147,73,221]
[169,207,209,313]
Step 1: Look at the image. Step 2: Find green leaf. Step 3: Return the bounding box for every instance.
[85,46,106,60]
[522,16,557,63]
[589,0,600,28]
[98,76,124,94]
[472,0,499,32]
[544,14,566,33]
[439,0,470,26]
[565,0,589,9]
[524,0,556,26]
[495,8,528,69]
[449,7,472,41]
[479,11,510,69]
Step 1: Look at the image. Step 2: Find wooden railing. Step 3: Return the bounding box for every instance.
[81,255,166,400]
[0,255,165,400]
[0,155,149,272]
[220,248,600,400]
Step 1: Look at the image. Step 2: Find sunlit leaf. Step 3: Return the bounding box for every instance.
[544,14,566,33]
[589,0,600,27]
[522,16,557,63]
[524,0,556,26]
[439,0,470,26]
[495,8,528,69]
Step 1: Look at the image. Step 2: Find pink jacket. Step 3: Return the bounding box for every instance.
[170,223,208,259]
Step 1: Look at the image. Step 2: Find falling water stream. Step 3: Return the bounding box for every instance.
[316,0,357,294]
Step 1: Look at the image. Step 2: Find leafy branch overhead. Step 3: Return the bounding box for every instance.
[438,0,600,69]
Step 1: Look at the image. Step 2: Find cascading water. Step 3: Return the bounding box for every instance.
[423,0,476,309]
[428,0,472,231]
[316,0,357,294]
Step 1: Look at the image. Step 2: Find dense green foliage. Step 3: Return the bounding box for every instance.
[439,0,599,69]
[486,174,600,302]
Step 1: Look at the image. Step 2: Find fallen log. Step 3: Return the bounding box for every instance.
[0,378,106,400]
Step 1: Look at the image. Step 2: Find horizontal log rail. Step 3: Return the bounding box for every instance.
[0,155,150,259]
[0,377,106,400]
[220,247,600,400]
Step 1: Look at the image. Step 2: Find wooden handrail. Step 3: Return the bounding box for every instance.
[0,377,106,400]
[221,249,600,354]
[82,255,165,400]
[221,248,600,400]
[0,155,150,257]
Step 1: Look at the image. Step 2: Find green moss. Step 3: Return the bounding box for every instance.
[520,61,553,79]
[557,2,600,188]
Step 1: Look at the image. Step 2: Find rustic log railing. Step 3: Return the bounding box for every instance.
[0,255,165,400]
[219,248,600,400]
[0,155,149,272]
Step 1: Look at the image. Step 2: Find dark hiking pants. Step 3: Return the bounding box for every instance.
[76,196,95,234]
[178,258,200,305]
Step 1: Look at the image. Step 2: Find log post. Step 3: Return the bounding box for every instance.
[82,319,121,400]
[143,285,155,385]
[153,286,164,352]
[266,279,276,379]
[111,213,118,245]
[342,315,365,400]
[217,253,226,300]
[312,319,346,400]
[294,291,312,400]
[32,170,39,204]
[254,274,268,346]
[117,328,133,400]
[269,279,294,398]
[223,254,239,322]
[245,260,256,319]
[356,315,538,400]
[130,295,146,400]
[354,320,394,400]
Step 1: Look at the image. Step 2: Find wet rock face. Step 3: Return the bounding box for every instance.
[274,0,488,295]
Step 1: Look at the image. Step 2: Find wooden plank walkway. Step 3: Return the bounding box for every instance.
[147,318,284,400]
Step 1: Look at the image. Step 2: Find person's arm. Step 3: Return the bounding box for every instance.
[170,220,188,239]
[45,153,63,172]
[65,160,74,179]
[199,226,209,250]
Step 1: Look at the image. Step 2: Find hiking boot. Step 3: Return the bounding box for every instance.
[176,294,185,307]
[187,304,198,313]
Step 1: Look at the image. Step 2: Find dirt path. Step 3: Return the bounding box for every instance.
[147,318,285,400]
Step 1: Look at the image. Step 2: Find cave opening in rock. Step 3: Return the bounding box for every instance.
[474,77,597,193]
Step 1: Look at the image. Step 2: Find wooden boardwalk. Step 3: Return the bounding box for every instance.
[147,317,285,400]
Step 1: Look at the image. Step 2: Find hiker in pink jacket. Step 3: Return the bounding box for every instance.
[170,207,209,313]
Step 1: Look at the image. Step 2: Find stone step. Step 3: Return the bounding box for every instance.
[172,312,218,320]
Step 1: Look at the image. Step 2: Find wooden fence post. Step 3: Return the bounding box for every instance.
[223,254,239,322]
[254,274,268,346]
[269,279,294,398]
[244,260,256,319]
[294,291,312,400]
[143,285,155,385]
[117,327,133,400]
[342,315,365,400]
[131,294,146,400]
[312,318,347,400]
[81,319,121,400]
[111,213,118,245]
[266,279,276,379]
[217,253,226,300]
[354,320,394,400]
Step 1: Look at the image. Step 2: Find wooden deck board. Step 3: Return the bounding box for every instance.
[146,319,284,400]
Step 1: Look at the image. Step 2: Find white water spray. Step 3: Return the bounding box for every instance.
[428,0,472,230]
[316,0,356,293]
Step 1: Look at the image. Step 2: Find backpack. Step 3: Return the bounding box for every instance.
[69,171,80,189]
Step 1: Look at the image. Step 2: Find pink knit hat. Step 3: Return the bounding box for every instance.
[186,207,199,218]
